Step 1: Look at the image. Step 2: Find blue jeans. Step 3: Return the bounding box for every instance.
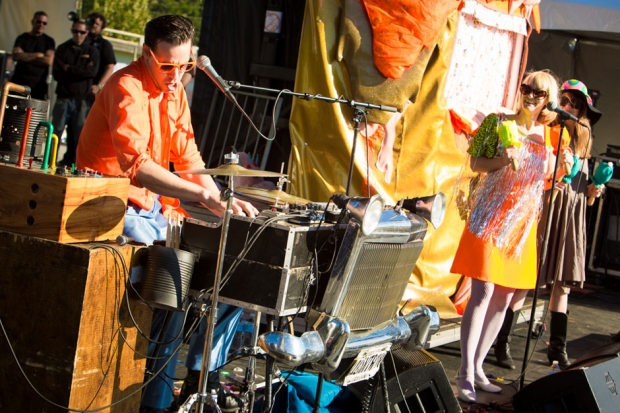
[51,97,87,165]
[125,198,242,410]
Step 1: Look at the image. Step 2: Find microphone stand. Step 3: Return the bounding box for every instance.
[225,81,398,196]
[519,118,567,389]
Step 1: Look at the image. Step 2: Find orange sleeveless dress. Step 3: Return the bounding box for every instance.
[451,126,549,289]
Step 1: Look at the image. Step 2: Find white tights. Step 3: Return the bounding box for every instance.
[458,279,515,390]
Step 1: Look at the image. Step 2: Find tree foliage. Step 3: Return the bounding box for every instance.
[80,0,203,44]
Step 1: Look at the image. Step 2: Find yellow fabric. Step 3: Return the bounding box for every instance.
[289,0,473,319]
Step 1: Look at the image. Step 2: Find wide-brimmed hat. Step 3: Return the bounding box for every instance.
[561,79,603,126]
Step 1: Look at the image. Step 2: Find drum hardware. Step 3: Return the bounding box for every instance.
[179,163,287,178]
[178,152,288,413]
[180,152,238,413]
[234,186,311,206]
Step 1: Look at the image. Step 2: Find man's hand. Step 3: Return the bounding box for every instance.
[200,191,259,218]
[231,198,259,218]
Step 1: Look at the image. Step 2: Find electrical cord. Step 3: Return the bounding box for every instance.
[0,243,191,412]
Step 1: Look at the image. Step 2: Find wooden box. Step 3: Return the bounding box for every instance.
[0,164,129,243]
[0,231,151,413]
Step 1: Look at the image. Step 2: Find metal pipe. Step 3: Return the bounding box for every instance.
[0,82,31,139]
[16,107,33,167]
[50,134,59,169]
[36,122,54,170]
[257,305,440,371]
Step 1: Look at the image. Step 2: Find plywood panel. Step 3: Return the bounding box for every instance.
[0,164,129,243]
[0,231,151,413]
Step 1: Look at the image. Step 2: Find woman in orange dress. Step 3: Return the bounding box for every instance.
[451,70,560,403]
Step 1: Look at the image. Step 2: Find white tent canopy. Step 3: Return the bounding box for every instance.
[540,0,620,34]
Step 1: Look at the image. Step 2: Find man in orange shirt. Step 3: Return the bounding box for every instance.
[77,15,256,412]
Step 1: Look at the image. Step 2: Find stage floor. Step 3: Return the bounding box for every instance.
[171,280,620,413]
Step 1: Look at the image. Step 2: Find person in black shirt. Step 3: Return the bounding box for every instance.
[85,12,116,107]
[52,19,99,166]
[11,11,55,100]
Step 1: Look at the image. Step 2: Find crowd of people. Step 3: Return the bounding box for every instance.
[5,9,613,413]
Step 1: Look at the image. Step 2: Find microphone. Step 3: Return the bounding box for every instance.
[116,234,135,246]
[546,101,588,128]
[196,55,237,104]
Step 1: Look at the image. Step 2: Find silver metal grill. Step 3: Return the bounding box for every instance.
[336,241,423,330]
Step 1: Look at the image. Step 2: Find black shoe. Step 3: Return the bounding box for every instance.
[495,342,515,370]
[494,308,517,369]
[547,347,571,369]
[548,311,571,370]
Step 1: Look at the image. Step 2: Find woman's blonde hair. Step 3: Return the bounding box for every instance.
[514,69,560,125]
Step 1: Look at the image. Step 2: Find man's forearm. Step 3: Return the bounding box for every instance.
[135,160,209,203]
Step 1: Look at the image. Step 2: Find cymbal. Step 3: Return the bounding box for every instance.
[235,186,311,205]
[179,164,287,177]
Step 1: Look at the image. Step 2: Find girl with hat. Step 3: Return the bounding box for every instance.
[494,79,604,371]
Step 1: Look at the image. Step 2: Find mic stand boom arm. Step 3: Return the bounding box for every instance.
[226,81,398,196]
[227,81,398,113]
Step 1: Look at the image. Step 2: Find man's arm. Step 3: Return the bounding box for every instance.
[42,48,54,67]
[12,44,53,66]
[99,63,115,84]
[136,160,258,217]
[70,47,99,79]
[91,63,114,94]
[12,46,44,64]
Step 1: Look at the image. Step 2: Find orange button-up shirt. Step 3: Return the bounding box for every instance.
[76,57,205,211]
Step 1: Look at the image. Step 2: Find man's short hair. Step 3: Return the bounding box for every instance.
[73,19,87,29]
[144,15,194,50]
[33,11,48,20]
[87,12,107,31]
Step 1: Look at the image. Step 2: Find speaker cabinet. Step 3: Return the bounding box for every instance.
[349,348,461,413]
[588,157,620,277]
[512,342,620,413]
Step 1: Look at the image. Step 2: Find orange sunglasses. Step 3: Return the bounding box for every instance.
[148,48,195,73]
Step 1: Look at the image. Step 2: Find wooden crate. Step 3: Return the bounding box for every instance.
[0,231,151,413]
[0,164,129,243]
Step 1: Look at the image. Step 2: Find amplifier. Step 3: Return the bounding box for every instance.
[348,348,460,413]
[512,341,620,412]
[180,214,345,316]
[0,164,129,243]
